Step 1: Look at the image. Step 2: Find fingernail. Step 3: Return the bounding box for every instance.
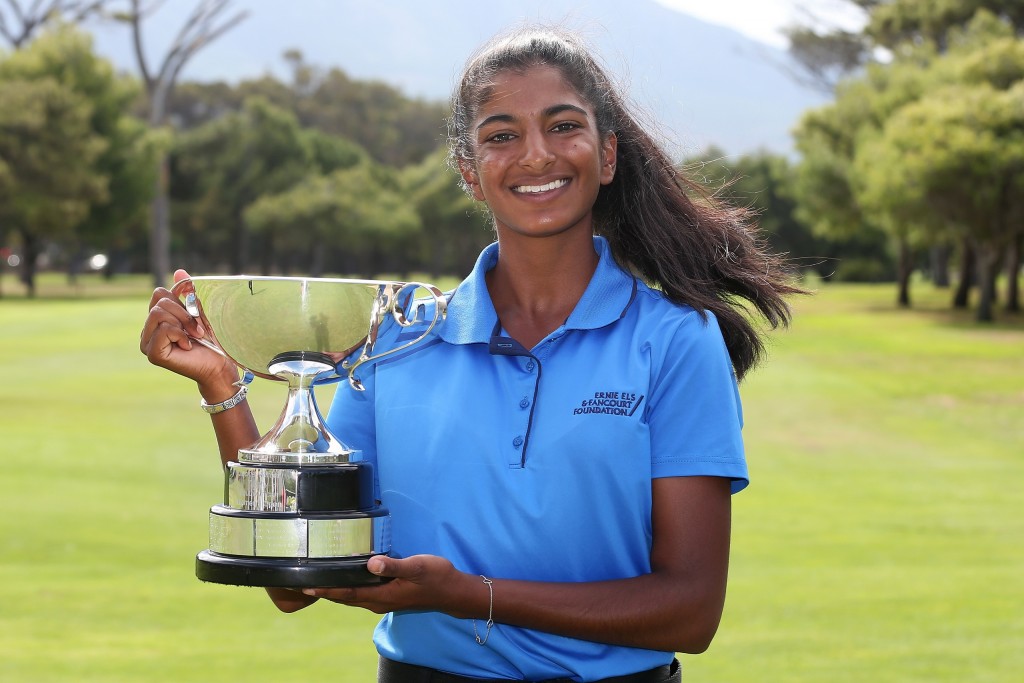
[196,323,206,337]
[367,557,384,574]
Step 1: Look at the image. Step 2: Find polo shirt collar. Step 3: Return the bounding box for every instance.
[438,236,637,346]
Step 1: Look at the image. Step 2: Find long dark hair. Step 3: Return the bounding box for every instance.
[450,27,801,380]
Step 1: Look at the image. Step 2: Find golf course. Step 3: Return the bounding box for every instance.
[1,273,1021,682]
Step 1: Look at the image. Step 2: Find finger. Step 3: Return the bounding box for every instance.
[140,305,182,352]
[148,286,174,309]
[173,269,191,284]
[152,294,205,338]
[141,303,194,353]
[142,320,194,361]
[367,554,406,578]
[301,587,358,601]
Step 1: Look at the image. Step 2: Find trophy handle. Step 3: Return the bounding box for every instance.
[341,282,448,391]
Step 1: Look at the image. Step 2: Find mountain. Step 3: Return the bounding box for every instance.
[84,0,828,157]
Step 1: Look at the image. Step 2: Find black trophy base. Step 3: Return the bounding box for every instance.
[196,550,391,588]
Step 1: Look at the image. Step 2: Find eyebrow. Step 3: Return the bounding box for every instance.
[476,103,590,131]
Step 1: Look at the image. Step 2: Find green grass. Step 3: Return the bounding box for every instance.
[1,273,1021,682]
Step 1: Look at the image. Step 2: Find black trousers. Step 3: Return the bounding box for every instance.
[378,657,682,683]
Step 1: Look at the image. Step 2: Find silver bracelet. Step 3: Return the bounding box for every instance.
[200,385,248,414]
[473,575,494,645]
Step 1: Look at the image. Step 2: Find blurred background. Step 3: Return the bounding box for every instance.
[1,1,1021,681]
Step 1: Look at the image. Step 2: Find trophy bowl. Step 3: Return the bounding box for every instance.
[172,275,447,588]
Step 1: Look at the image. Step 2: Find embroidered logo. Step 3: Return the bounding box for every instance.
[572,391,645,417]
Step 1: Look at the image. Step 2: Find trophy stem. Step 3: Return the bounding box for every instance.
[238,352,353,465]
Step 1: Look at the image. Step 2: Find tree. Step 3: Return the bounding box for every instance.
[169,97,316,274]
[244,163,421,277]
[0,0,107,48]
[867,0,1024,49]
[861,82,1024,320]
[3,24,157,278]
[784,0,1024,93]
[0,77,106,295]
[0,25,155,293]
[680,147,832,279]
[117,0,248,287]
[271,50,449,167]
[401,147,493,278]
[154,52,450,166]
[792,7,1023,311]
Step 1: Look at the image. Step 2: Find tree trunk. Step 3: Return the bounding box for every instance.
[1006,232,1021,313]
[975,245,998,323]
[896,238,912,308]
[930,244,950,287]
[149,154,171,288]
[19,231,39,298]
[953,239,974,309]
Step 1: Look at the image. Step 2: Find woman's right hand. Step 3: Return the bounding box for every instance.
[140,269,239,397]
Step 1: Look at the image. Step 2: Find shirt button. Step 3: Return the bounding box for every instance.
[525,360,536,372]
[519,397,530,409]
[512,436,524,448]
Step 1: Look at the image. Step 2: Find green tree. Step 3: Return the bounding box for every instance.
[0,25,154,293]
[792,8,1023,311]
[868,0,1024,49]
[170,97,315,273]
[0,25,158,279]
[793,41,939,300]
[255,50,449,167]
[304,127,367,174]
[0,77,106,295]
[681,147,832,278]
[401,147,493,278]
[859,82,1024,320]
[244,162,421,277]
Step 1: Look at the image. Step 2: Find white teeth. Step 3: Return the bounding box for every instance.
[513,178,568,193]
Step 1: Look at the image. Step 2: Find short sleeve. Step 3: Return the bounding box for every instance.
[645,310,748,493]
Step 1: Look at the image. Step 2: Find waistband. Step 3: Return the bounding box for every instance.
[378,656,680,683]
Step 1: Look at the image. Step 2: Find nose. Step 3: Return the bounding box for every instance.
[519,130,555,170]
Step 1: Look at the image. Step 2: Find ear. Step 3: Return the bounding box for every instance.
[458,158,486,201]
[600,132,618,185]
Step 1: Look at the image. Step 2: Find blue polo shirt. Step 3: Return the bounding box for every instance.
[326,236,746,681]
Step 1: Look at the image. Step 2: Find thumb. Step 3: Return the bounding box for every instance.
[173,268,191,284]
[367,554,399,577]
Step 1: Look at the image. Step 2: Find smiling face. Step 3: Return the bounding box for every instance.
[459,65,617,242]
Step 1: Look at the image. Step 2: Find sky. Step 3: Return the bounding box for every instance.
[654,0,869,48]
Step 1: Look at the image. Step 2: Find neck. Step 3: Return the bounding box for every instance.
[485,231,599,348]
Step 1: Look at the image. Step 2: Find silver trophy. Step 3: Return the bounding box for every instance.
[172,276,447,587]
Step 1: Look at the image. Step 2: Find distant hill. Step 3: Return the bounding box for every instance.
[85,0,828,157]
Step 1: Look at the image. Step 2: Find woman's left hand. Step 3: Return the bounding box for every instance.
[301,554,477,616]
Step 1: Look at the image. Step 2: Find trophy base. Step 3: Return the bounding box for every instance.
[196,550,391,588]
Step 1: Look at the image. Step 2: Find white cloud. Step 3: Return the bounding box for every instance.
[653,0,868,49]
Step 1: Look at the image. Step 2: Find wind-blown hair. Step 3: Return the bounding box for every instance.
[449,27,801,380]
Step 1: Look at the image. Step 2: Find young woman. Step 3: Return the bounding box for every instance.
[141,26,798,683]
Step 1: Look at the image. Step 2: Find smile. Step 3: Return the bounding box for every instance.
[512,178,569,194]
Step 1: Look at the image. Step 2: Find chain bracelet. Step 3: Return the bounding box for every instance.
[473,575,494,645]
